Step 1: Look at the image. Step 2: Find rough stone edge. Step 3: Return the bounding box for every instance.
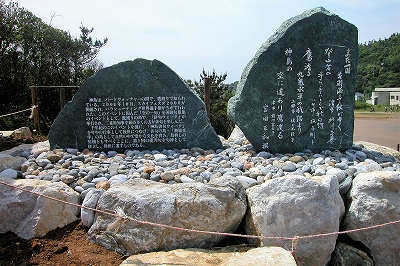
[0,141,50,157]
[233,7,333,98]
[354,141,400,161]
[119,246,296,266]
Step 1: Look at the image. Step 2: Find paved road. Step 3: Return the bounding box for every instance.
[354,116,400,151]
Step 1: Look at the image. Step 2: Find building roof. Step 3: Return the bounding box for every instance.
[375,88,400,92]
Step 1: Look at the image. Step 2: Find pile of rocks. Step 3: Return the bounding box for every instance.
[1,136,398,200]
[1,135,400,265]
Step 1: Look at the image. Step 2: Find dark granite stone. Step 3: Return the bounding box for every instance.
[49,59,222,152]
[228,7,358,153]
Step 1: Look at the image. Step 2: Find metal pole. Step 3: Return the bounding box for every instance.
[204,77,211,120]
[30,86,40,135]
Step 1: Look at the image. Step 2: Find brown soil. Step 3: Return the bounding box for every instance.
[0,220,125,266]
[0,136,126,266]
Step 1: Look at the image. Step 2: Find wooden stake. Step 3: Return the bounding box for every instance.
[60,87,66,109]
[30,86,40,135]
[204,77,211,120]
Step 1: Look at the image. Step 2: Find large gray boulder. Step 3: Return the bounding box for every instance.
[120,246,297,266]
[228,7,358,153]
[245,175,344,266]
[343,171,400,265]
[49,59,222,152]
[0,155,26,172]
[87,177,247,255]
[331,242,373,266]
[0,178,80,239]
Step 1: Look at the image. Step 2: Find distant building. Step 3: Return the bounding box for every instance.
[367,88,400,106]
[355,92,364,101]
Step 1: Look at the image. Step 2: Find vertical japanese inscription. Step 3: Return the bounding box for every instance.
[85,95,187,149]
[261,45,353,150]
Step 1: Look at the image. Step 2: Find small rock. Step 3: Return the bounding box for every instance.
[60,174,75,184]
[107,151,118,157]
[302,164,312,173]
[31,169,40,176]
[313,157,324,165]
[314,167,326,176]
[191,147,205,155]
[335,162,349,170]
[282,163,297,172]
[231,162,244,170]
[95,180,110,191]
[36,159,51,167]
[85,168,100,182]
[355,151,367,161]
[143,167,156,174]
[150,173,161,182]
[160,171,175,181]
[257,151,272,158]
[236,176,258,189]
[154,154,167,161]
[180,175,195,183]
[92,177,108,184]
[66,148,79,155]
[289,155,304,163]
[326,168,346,183]
[47,153,62,163]
[380,162,392,168]
[264,172,273,180]
[0,168,18,179]
[243,161,254,170]
[82,182,96,190]
[81,189,105,227]
[109,174,129,186]
[74,186,84,193]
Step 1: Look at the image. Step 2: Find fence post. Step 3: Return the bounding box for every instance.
[204,77,211,120]
[60,87,66,109]
[30,86,40,135]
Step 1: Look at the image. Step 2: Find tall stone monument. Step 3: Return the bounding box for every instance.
[228,7,358,153]
[49,59,222,152]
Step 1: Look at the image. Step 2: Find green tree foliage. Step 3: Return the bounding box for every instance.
[0,0,107,131]
[186,69,235,138]
[356,33,400,97]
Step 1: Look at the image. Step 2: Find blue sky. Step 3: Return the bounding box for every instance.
[12,0,400,83]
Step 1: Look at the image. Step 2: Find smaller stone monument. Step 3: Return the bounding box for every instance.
[49,59,222,152]
[228,7,358,153]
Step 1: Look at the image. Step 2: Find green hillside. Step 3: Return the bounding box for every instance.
[356,33,400,97]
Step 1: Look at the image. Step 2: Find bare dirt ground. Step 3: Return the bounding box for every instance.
[0,220,125,266]
[0,137,125,266]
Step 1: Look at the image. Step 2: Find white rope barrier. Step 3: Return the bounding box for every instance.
[0,106,36,118]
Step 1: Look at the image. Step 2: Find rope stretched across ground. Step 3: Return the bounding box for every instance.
[1,180,400,255]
